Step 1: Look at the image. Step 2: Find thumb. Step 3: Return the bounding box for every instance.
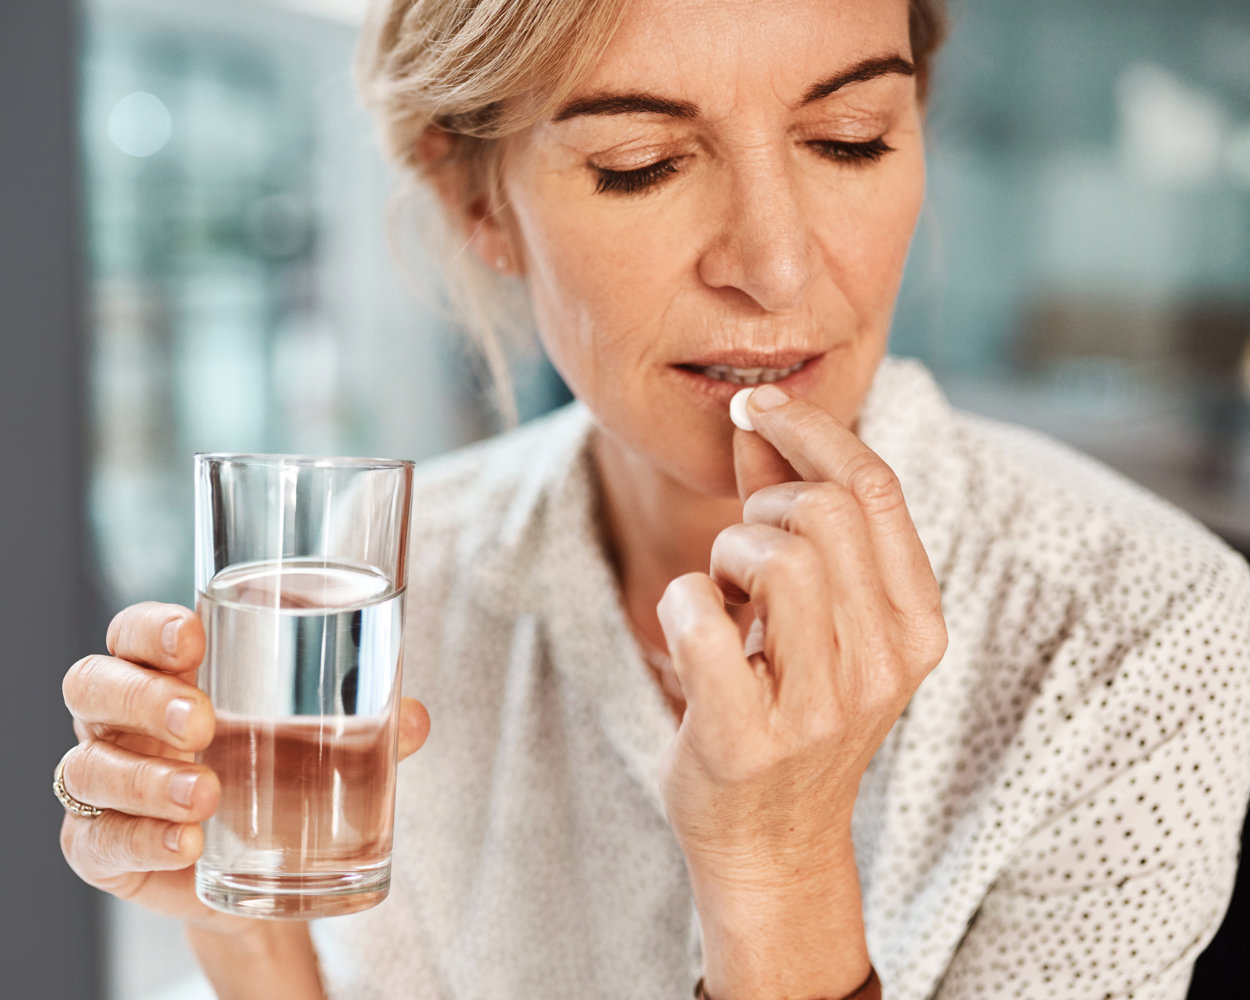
[733,426,799,503]
[396,697,431,761]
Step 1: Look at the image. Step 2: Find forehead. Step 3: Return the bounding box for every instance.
[577,0,913,108]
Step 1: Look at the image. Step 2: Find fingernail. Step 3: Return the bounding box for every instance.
[165,698,193,739]
[169,771,198,808]
[165,824,183,852]
[749,384,788,411]
[161,618,182,655]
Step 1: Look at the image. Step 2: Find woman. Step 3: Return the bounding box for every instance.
[58,1,1250,997]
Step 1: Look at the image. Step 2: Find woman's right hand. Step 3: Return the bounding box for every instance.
[59,602,237,930]
[59,601,431,939]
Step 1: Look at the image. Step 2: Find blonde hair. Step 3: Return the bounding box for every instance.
[356,0,947,421]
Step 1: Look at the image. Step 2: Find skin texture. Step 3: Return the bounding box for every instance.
[60,2,946,998]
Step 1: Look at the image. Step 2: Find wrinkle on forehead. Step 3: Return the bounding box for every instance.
[573,0,913,120]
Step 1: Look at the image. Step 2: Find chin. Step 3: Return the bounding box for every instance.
[594,407,740,502]
[672,455,740,500]
[646,428,741,500]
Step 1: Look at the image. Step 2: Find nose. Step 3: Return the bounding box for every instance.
[696,156,815,313]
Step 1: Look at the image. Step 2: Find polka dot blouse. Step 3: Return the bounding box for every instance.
[312,357,1250,1000]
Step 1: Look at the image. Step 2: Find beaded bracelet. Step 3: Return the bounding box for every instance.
[693,966,881,1000]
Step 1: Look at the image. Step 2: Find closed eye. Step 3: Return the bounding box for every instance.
[593,158,681,195]
[808,136,894,165]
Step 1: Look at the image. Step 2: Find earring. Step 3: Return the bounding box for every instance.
[495,255,509,273]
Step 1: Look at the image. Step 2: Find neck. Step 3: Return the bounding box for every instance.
[591,430,743,653]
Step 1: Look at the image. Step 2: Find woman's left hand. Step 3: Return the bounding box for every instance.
[657,384,947,1000]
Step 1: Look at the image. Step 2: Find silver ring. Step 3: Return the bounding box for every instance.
[53,749,103,819]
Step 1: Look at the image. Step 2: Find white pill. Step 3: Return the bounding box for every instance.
[730,387,756,432]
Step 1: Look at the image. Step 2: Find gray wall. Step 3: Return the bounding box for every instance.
[0,0,104,995]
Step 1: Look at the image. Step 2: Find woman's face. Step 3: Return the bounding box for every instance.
[498,0,925,497]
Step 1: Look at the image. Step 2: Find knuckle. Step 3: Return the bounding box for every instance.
[71,740,104,790]
[845,456,905,515]
[123,755,165,812]
[670,617,726,659]
[758,536,822,591]
[105,608,128,656]
[660,572,716,622]
[107,601,175,660]
[792,408,831,442]
[900,592,949,669]
[80,819,115,872]
[93,815,148,872]
[63,654,102,707]
[788,483,856,530]
[709,522,749,555]
[115,667,158,728]
[61,815,108,888]
[60,814,80,863]
[914,616,949,669]
[663,570,711,603]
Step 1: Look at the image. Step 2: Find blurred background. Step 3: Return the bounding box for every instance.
[2,0,1247,996]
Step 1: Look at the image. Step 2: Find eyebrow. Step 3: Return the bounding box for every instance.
[552,53,915,123]
[799,54,915,106]
[553,92,698,122]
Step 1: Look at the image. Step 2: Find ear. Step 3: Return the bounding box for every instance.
[418,126,522,277]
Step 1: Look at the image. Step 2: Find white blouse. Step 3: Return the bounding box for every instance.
[312,357,1250,1000]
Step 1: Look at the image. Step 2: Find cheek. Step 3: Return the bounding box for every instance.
[825,153,925,313]
[518,202,678,390]
[519,220,640,404]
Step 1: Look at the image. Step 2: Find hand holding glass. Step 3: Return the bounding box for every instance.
[194,454,414,918]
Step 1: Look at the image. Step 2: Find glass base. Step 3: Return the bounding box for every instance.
[196,864,390,919]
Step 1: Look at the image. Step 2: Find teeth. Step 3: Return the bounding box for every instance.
[693,361,805,385]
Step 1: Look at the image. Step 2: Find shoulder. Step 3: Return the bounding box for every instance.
[404,402,595,575]
[400,401,599,619]
[407,402,593,531]
[866,357,1250,632]
[862,365,1250,995]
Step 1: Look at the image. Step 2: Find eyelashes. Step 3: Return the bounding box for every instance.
[808,135,894,165]
[594,158,681,195]
[591,136,895,196]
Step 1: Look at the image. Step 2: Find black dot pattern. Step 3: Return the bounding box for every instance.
[855,359,1250,998]
[309,358,1250,1000]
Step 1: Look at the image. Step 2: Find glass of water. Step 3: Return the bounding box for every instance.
[193,453,414,918]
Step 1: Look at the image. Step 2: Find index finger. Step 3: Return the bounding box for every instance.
[106,603,205,674]
[743,384,941,621]
[743,385,873,487]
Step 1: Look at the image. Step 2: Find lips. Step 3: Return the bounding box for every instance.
[678,360,807,386]
[676,349,817,386]
[667,348,826,412]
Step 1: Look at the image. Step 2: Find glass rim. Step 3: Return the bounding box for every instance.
[194,452,415,472]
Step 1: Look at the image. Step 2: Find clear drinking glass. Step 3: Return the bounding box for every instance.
[193,453,414,918]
